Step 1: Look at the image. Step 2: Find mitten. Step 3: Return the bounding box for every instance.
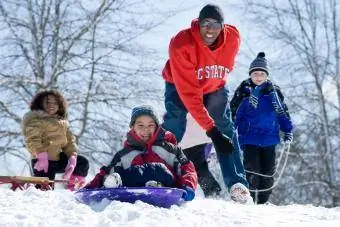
[283,132,293,144]
[206,126,233,154]
[261,81,274,94]
[63,155,77,179]
[182,185,195,201]
[34,152,49,173]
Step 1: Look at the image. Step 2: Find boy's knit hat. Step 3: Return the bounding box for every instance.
[249,52,269,75]
[129,105,159,127]
[198,4,224,24]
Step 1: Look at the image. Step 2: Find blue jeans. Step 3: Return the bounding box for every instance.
[162,82,248,189]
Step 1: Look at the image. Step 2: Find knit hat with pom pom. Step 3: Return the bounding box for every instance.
[249,52,269,75]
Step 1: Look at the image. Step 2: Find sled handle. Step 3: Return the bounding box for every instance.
[12,176,51,183]
[0,175,70,191]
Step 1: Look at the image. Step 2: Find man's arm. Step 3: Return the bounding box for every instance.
[169,40,215,131]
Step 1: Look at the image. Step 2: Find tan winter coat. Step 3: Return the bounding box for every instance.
[21,110,77,161]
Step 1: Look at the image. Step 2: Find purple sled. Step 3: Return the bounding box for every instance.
[75,187,186,208]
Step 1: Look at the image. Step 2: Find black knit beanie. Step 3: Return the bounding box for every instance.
[249,52,269,75]
[198,4,224,24]
[129,105,159,127]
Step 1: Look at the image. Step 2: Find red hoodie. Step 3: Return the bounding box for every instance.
[162,19,240,131]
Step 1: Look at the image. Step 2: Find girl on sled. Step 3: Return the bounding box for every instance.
[22,90,89,190]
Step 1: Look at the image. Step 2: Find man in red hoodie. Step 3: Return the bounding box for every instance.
[162,4,251,203]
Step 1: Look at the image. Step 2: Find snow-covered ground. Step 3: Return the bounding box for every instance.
[0,187,339,227]
[1,148,339,227]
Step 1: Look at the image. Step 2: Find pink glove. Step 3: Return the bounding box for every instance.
[63,155,77,179]
[34,152,49,173]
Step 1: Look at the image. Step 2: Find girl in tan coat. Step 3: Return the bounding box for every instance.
[22,90,89,190]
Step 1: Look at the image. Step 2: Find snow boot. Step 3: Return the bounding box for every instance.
[183,143,221,197]
[229,183,253,204]
[66,175,85,191]
[145,180,163,187]
[198,170,222,197]
[103,172,122,188]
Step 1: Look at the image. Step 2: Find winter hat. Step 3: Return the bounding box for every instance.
[198,4,224,24]
[249,52,269,75]
[129,105,159,127]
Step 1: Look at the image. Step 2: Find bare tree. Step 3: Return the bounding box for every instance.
[0,0,181,174]
[240,0,340,207]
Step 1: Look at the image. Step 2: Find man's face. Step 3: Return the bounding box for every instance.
[199,18,222,46]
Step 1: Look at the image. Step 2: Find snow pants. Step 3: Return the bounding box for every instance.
[114,163,175,187]
[32,152,89,180]
[242,144,276,204]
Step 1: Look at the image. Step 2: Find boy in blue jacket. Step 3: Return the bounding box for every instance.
[230,52,293,204]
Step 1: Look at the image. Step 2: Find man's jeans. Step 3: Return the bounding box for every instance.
[162,82,248,189]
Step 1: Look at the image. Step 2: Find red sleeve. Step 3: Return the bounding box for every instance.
[164,131,178,145]
[226,25,241,72]
[179,161,198,190]
[169,38,215,132]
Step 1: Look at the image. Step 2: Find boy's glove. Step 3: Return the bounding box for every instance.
[261,81,274,94]
[182,185,195,201]
[206,126,233,154]
[283,132,293,144]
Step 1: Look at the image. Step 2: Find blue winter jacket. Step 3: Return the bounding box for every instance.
[232,79,293,147]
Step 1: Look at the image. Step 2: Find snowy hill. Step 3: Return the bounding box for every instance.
[0,188,339,227]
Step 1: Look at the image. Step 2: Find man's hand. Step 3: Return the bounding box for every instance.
[206,127,233,154]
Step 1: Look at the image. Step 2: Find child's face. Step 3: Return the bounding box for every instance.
[250,71,268,86]
[132,115,157,143]
[43,95,59,116]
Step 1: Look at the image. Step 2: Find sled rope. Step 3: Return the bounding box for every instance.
[245,142,291,193]
[245,142,288,177]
